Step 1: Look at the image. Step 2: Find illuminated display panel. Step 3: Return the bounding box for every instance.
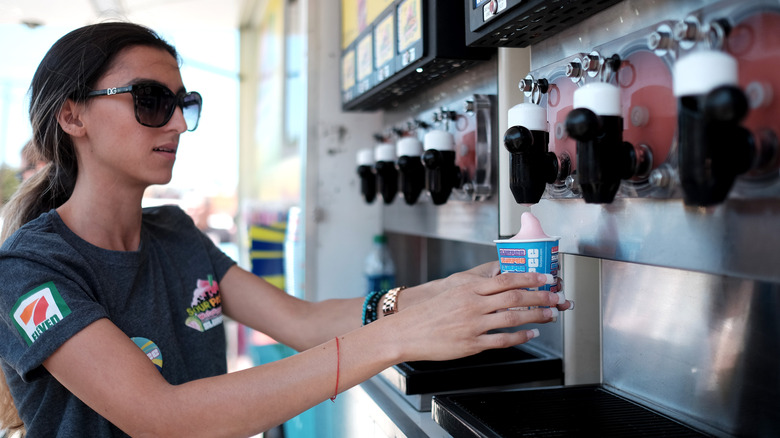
[397,0,422,52]
[342,0,359,49]
[396,0,423,70]
[341,0,493,110]
[367,0,395,25]
[466,0,626,46]
[343,0,394,49]
[374,13,394,67]
[356,33,374,94]
[341,49,356,92]
[357,34,373,81]
[374,12,395,83]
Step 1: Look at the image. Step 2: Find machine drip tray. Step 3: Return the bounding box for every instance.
[432,385,712,437]
[381,346,562,396]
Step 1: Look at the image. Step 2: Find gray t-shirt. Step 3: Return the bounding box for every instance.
[0,206,236,436]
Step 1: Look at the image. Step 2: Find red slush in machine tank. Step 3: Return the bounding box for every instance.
[618,50,675,183]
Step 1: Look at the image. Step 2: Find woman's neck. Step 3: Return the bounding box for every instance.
[56,181,146,252]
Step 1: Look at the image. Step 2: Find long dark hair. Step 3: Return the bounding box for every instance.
[0,21,178,434]
[0,22,178,243]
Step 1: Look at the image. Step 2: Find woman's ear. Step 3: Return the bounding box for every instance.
[57,99,86,137]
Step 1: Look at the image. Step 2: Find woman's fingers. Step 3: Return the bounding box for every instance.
[449,273,571,317]
[472,261,501,278]
[443,261,502,289]
[475,329,541,351]
[482,288,564,313]
[472,272,550,297]
[478,306,559,333]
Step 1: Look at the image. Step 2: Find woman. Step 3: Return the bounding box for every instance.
[0,22,571,437]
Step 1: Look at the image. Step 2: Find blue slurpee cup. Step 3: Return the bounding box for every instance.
[494,212,560,302]
[494,237,560,311]
[494,238,560,292]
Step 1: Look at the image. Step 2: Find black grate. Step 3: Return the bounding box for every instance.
[389,346,561,395]
[402,343,539,372]
[433,385,712,437]
[467,0,626,48]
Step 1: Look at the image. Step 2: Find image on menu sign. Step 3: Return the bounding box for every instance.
[357,33,374,94]
[397,0,422,68]
[374,12,395,83]
[342,49,356,101]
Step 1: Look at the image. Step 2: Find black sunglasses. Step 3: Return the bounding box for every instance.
[87,83,202,131]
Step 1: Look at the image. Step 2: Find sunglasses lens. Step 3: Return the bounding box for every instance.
[181,92,202,131]
[131,85,202,130]
[133,85,176,127]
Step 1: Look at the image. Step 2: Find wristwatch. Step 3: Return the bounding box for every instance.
[382,286,407,316]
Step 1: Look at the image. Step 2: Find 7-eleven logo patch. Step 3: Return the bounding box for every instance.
[11,282,71,346]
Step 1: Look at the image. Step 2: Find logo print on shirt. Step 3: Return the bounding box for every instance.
[184,274,223,332]
[132,337,163,371]
[11,282,72,346]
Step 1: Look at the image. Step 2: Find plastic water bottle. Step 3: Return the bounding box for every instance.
[364,234,396,294]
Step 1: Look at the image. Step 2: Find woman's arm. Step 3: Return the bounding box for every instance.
[44,271,564,437]
[218,265,363,351]
[43,317,399,437]
[219,262,571,352]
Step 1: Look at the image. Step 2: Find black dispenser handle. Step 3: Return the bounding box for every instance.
[373,143,399,204]
[397,155,425,205]
[422,149,461,205]
[566,107,636,204]
[503,125,558,204]
[678,85,754,206]
[357,165,376,204]
[374,160,398,204]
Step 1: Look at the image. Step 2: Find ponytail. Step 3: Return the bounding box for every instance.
[0,162,74,244]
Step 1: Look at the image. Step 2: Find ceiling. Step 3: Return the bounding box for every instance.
[0,0,248,30]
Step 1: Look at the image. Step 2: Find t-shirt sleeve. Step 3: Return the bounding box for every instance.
[196,228,237,282]
[160,205,237,282]
[0,249,108,382]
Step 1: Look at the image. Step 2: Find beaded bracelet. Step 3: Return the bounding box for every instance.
[362,290,387,325]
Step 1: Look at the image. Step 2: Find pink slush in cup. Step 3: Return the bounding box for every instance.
[494,212,560,293]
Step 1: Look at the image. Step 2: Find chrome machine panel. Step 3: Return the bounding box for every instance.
[499,0,780,435]
[602,261,780,436]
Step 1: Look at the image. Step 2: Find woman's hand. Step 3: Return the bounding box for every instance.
[444,261,502,287]
[390,261,571,315]
[384,272,571,363]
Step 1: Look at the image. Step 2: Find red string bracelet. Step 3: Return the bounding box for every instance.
[330,337,340,402]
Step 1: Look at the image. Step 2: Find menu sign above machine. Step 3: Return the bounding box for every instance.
[398,0,422,68]
[465,0,625,47]
[341,0,494,111]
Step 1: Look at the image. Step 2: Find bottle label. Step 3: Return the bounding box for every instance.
[367,275,395,293]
